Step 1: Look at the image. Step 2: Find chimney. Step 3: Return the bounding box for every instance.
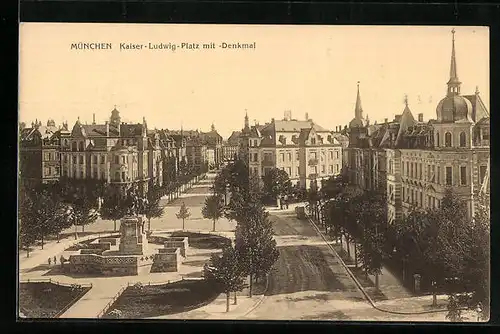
[105,121,109,136]
[271,118,275,123]
[395,115,402,122]
[305,112,309,121]
[92,113,96,125]
[418,113,424,122]
[384,118,388,123]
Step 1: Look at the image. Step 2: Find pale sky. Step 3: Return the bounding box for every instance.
[19,24,489,139]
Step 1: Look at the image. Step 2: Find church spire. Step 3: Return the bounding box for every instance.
[244,110,249,130]
[355,81,363,120]
[447,28,461,96]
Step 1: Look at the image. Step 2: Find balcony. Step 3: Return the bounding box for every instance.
[308,159,318,166]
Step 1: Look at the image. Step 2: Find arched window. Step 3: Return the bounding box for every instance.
[436,132,440,147]
[79,141,84,151]
[445,132,452,147]
[459,132,466,147]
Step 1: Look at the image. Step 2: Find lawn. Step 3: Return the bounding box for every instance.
[19,282,91,318]
[170,231,231,249]
[103,279,220,319]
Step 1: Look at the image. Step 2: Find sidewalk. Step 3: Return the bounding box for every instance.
[59,280,126,318]
[19,232,117,272]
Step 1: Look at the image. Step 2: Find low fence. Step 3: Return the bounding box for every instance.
[20,278,92,289]
[96,277,205,318]
[96,285,128,319]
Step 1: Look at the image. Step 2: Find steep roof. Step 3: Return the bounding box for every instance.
[463,93,489,122]
[395,104,416,147]
[262,120,330,133]
[227,131,241,144]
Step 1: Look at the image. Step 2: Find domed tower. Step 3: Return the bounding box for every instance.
[434,29,474,150]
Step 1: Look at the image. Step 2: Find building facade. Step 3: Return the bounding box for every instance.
[345,31,490,223]
[19,119,64,186]
[241,111,343,190]
[223,131,241,161]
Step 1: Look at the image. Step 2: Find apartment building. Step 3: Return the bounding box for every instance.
[345,30,490,222]
[242,111,343,190]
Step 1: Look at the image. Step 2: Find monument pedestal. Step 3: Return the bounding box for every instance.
[118,216,148,255]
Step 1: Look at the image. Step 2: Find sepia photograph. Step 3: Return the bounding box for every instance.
[17,23,490,322]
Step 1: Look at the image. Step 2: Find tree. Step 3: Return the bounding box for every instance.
[202,195,225,232]
[142,186,165,232]
[100,194,128,231]
[204,246,246,312]
[19,186,67,250]
[261,168,292,205]
[176,202,191,231]
[235,206,279,297]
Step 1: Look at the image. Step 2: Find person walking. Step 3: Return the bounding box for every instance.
[53,256,57,265]
[284,194,289,209]
[48,257,52,266]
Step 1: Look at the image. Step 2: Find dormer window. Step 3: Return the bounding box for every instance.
[310,137,316,145]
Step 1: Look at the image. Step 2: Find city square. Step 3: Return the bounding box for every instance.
[18,24,489,322]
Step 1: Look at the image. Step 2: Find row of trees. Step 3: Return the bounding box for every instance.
[316,174,490,321]
[203,160,279,312]
[18,164,208,257]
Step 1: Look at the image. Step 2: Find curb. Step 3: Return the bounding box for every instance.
[306,216,460,316]
[240,274,270,318]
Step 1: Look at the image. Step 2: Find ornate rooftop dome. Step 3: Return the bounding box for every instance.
[436,95,473,123]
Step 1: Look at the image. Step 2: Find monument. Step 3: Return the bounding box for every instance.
[118,215,148,255]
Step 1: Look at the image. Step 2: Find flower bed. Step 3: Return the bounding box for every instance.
[102,279,219,319]
[19,282,91,318]
[170,231,231,249]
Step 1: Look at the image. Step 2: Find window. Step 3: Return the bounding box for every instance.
[420,192,423,206]
[311,137,316,145]
[115,156,119,164]
[254,167,259,175]
[79,141,84,151]
[329,151,333,159]
[253,153,258,162]
[436,132,440,147]
[254,140,258,147]
[460,166,467,185]
[419,163,422,179]
[287,153,291,161]
[280,153,284,162]
[446,166,452,185]
[321,165,325,173]
[456,131,467,148]
[72,142,77,151]
[410,163,413,178]
[101,156,105,164]
[122,156,126,164]
[406,162,409,177]
[437,166,441,184]
[80,171,84,179]
[64,155,68,163]
[286,167,291,176]
[297,167,300,176]
[116,172,120,181]
[93,169,98,179]
[445,132,452,147]
[296,152,299,160]
[335,164,339,173]
[427,165,431,181]
[72,156,77,164]
[411,190,414,204]
[336,151,339,159]
[312,166,317,174]
[329,165,333,173]
[79,155,84,164]
[310,152,317,159]
[122,172,126,181]
[402,187,405,202]
[480,165,487,184]
[93,155,97,164]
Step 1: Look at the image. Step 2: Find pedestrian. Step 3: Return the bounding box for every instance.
[60,255,65,268]
[48,257,52,266]
[284,194,289,209]
[53,256,57,264]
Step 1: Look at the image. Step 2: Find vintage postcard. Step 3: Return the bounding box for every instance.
[18,23,490,322]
